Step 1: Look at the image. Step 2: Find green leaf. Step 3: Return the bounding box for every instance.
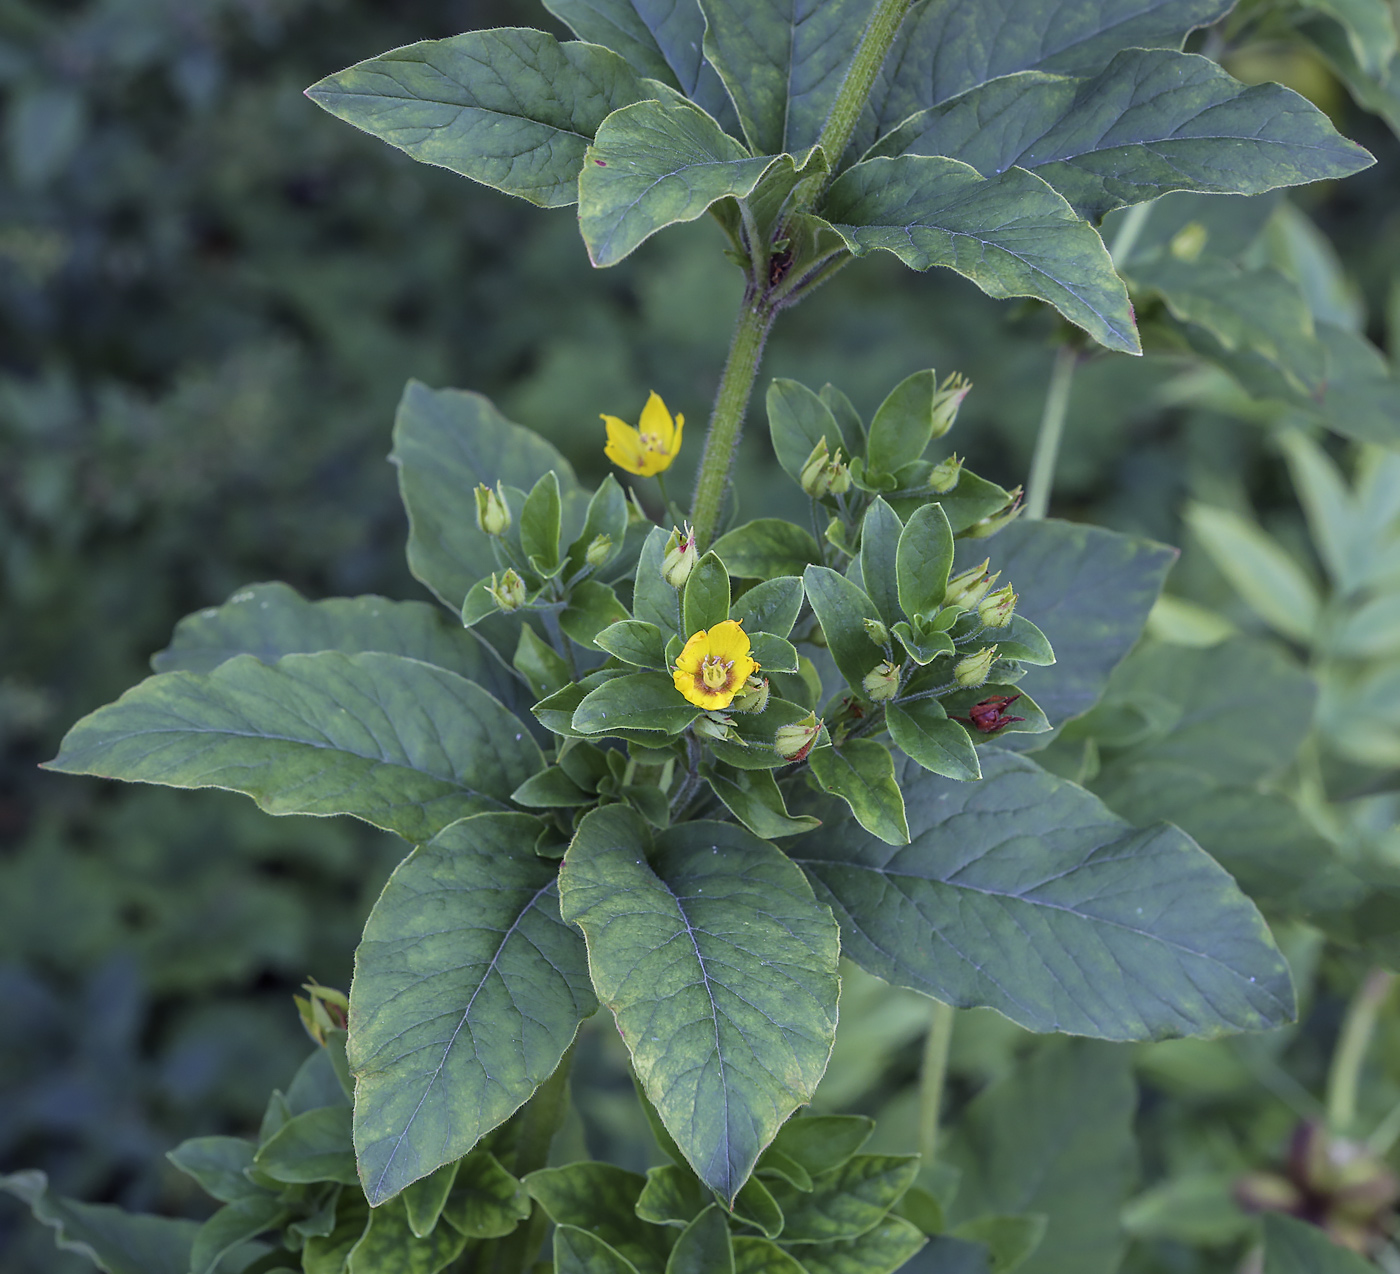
[767,379,853,485]
[734,1238,806,1274]
[749,633,799,672]
[46,652,544,843]
[1185,504,1322,643]
[951,1215,1048,1274]
[636,526,684,635]
[558,807,840,1202]
[892,621,956,665]
[784,1216,928,1274]
[888,700,980,780]
[867,371,941,476]
[0,1171,200,1274]
[756,1148,812,1192]
[944,1040,1136,1274]
[732,1177,785,1239]
[254,1106,357,1185]
[769,1155,919,1242]
[940,684,1051,739]
[392,382,587,609]
[350,813,596,1204]
[440,1151,532,1239]
[191,1195,288,1274]
[713,519,823,580]
[684,551,732,635]
[896,504,955,619]
[567,472,631,575]
[794,750,1296,1039]
[527,1163,672,1273]
[637,1164,711,1227]
[953,519,1176,746]
[702,763,822,838]
[556,1226,645,1274]
[731,577,806,638]
[1263,1213,1377,1274]
[668,1206,735,1274]
[990,615,1056,667]
[706,697,832,770]
[803,565,885,691]
[698,0,878,155]
[809,739,909,845]
[521,470,563,574]
[403,1161,459,1238]
[925,470,1016,533]
[573,670,700,734]
[304,1193,370,1274]
[347,1196,468,1274]
[821,158,1139,354]
[561,580,633,648]
[513,766,596,809]
[1300,0,1398,77]
[875,50,1373,222]
[579,99,778,267]
[306,29,649,208]
[166,1137,263,1203]
[771,1115,874,1177]
[596,619,670,668]
[859,499,904,625]
[516,625,572,699]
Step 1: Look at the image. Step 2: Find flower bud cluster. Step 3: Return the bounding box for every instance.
[474,481,511,536]
[799,438,852,499]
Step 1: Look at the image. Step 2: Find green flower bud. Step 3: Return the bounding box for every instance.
[474,481,511,536]
[488,568,527,612]
[954,645,997,688]
[585,533,613,568]
[862,660,901,701]
[929,453,963,494]
[963,489,1023,539]
[978,583,1017,628]
[799,437,852,498]
[774,711,822,762]
[693,711,740,742]
[294,981,348,1046]
[930,373,971,440]
[662,523,697,589]
[731,674,770,714]
[1169,220,1208,262]
[862,617,889,647]
[944,559,997,608]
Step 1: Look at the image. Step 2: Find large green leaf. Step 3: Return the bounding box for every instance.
[954,519,1176,746]
[558,807,840,1202]
[873,50,1373,221]
[306,28,648,208]
[46,652,544,843]
[0,1171,200,1274]
[697,0,877,156]
[1263,1213,1378,1274]
[712,519,823,579]
[809,739,910,845]
[350,814,597,1204]
[579,99,779,266]
[821,158,1139,354]
[391,381,588,610]
[793,751,1296,1040]
[944,1039,1137,1274]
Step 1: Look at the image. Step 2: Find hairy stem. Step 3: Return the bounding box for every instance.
[1024,345,1078,521]
[1327,967,1395,1135]
[919,999,956,1163]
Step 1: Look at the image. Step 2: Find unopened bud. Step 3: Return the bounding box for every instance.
[295,981,348,1046]
[731,675,770,714]
[944,560,997,608]
[799,438,851,498]
[475,481,511,536]
[488,568,527,612]
[863,617,889,647]
[693,711,740,742]
[929,454,963,494]
[662,524,697,589]
[585,533,613,568]
[862,660,901,701]
[774,711,822,762]
[954,645,997,688]
[978,583,1017,628]
[930,373,971,440]
[1170,221,1208,262]
[963,489,1023,539]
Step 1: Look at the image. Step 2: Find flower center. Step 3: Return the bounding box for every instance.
[640,430,666,452]
[699,655,732,691]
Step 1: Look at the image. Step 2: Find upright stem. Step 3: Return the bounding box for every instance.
[1327,967,1395,1136]
[919,1000,956,1164]
[689,297,774,550]
[1024,345,1078,521]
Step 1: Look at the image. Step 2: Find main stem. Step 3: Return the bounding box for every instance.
[1024,345,1078,521]
[919,1000,956,1163]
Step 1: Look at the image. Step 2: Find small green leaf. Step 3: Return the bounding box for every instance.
[803,566,885,692]
[668,1206,735,1274]
[868,371,941,476]
[165,1137,262,1203]
[559,807,840,1202]
[579,99,778,267]
[573,671,699,735]
[516,625,572,699]
[347,1196,468,1274]
[734,1237,806,1274]
[684,551,732,635]
[731,576,806,638]
[858,499,904,625]
[556,1226,645,1274]
[527,1163,672,1273]
[771,1115,873,1177]
[1264,1212,1377,1274]
[749,632,799,672]
[636,526,684,635]
[891,621,955,665]
[440,1151,531,1239]
[403,1161,459,1238]
[191,1195,289,1274]
[45,652,545,844]
[351,814,596,1204]
[703,764,821,838]
[512,766,595,808]
[951,1214,1048,1273]
[521,470,563,574]
[940,684,1051,739]
[924,470,1016,533]
[769,1155,919,1242]
[756,1148,812,1192]
[713,520,823,579]
[732,1175,785,1238]
[596,619,669,669]
[561,580,633,648]
[809,740,909,845]
[785,1215,927,1274]
[304,1193,370,1274]
[567,472,630,575]
[821,158,1139,355]
[254,1106,357,1185]
[888,700,980,780]
[766,379,850,486]
[637,1164,711,1227]
[897,504,955,619]
[985,614,1055,667]
[306,29,649,208]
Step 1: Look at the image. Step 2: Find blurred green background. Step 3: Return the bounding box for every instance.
[4,2,1400,1272]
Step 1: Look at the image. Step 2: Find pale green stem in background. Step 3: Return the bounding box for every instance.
[1367,1093,1400,1157]
[919,999,956,1163]
[1024,345,1078,521]
[1327,967,1395,1136]
[1108,199,1153,268]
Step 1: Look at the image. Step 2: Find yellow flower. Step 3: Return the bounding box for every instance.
[672,620,758,711]
[602,391,684,477]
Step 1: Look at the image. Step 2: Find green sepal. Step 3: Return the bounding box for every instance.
[573,671,700,735]
[595,620,669,669]
[897,504,955,619]
[731,576,805,637]
[887,699,981,780]
[684,551,731,635]
[561,580,632,648]
[809,739,909,845]
[712,519,823,579]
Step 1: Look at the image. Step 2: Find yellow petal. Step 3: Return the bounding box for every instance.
[602,415,646,475]
[669,413,684,458]
[639,391,675,449]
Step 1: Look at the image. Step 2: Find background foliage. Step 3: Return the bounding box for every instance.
[4,1,1400,1272]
